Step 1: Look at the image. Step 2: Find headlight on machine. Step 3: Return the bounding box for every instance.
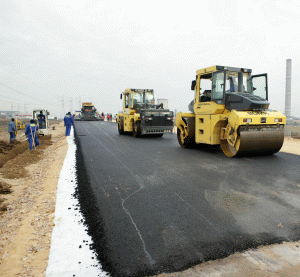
[243,118,252,123]
[274,118,282,122]
[167,117,173,120]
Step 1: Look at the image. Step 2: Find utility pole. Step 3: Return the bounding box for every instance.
[70,98,73,114]
[11,103,14,111]
[79,96,81,111]
[24,104,27,113]
[60,96,65,118]
[285,59,292,117]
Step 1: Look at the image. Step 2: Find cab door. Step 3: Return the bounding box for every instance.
[248,74,268,100]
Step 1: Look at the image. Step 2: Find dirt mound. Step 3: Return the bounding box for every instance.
[0,136,52,170]
[0,198,7,213]
[0,140,21,154]
[0,136,53,179]
[0,181,11,214]
[0,141,29,168]
[0,181,12,194]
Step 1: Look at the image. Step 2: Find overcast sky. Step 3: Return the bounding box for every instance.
[0,0,299,117]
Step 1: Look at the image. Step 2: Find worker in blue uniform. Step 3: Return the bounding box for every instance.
[64,112,74,136]
[37,111,46,128]
[25,119,40,150]
[8,118,17,143]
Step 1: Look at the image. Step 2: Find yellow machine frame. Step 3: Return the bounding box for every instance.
[176,66,286,157]
[117,88,141,132]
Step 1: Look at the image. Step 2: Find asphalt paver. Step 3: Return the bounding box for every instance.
[74,121,300,277]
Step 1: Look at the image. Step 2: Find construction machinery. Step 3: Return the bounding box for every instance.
[80,102,101,121]
[176,65,286,157]
[117,88,174,137]
[15,118,26,130]
[33,109,50,136]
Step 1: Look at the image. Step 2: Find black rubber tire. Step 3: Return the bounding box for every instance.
[132,122,141,137]
[177,128,194,148]
[118,122,124,135]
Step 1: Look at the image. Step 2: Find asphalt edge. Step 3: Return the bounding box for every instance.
[74,126,118,276]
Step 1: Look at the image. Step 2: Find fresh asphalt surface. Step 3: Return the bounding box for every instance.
[74,121,300,277]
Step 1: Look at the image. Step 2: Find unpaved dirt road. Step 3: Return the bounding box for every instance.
[0,120,300,277]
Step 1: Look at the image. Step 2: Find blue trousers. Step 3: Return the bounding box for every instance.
[9,132,16,143]
[65,124,72,136]
[28,135,40,150]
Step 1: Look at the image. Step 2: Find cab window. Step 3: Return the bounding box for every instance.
[199,78,211,102]
[212,71,225,103]
[125,94,129,108]
[145,92,154,104]
[134,92,143,104]
[128,93,134,108]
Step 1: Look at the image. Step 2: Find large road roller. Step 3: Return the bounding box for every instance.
[118,88,174,137]
[176,65,286,157]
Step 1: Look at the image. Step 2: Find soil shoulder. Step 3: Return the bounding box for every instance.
[280,137,300,155]
[0,122,68,277]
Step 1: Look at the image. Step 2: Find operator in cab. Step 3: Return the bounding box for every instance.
[37,111,46,128]
[25,119,40,150]
[64,112,74,136]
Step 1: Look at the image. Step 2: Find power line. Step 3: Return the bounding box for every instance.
[0,94,41,105]
[0,81,40,101]
[0,97,37,108]
[0,60,62,105]
[0,82,60,107]
[0,60,48,92]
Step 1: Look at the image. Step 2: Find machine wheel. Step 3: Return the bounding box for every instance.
[132,122,141,137]
[220,125,284,158]
[220,138,241,157]
[177,127,194,148]
[118,122,124,135]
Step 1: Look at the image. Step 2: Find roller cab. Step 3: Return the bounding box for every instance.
[176,66,286,157]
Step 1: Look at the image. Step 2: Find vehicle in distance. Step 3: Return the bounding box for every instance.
[117,88,174,137]
[80,102,100,121]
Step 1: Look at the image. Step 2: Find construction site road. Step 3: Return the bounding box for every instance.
[74,121,300,277]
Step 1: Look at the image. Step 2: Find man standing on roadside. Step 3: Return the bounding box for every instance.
[64,112,74,136]
[8,118,17,143]
[25,119,40,150]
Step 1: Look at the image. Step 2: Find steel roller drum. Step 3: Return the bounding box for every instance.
[237,127,284,155]
[221,126,285,157]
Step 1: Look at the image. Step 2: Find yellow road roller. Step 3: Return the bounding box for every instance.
[176,65,286,157]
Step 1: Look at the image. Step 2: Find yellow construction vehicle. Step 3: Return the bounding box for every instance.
[79,102,101,121]
[33,109,50,136]
[15,118,26,130]
[176,65,286,157]
[117,88,174,137]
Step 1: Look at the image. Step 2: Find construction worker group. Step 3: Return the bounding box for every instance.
[8,111,74,150]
